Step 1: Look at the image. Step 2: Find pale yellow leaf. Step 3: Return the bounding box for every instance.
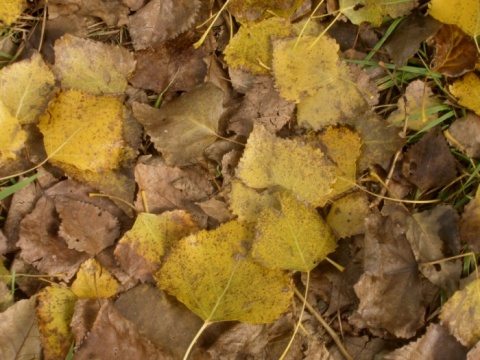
[450,72,480,115]
[429,0,480,37]
[340,0,418,27]
[71,258,119,299]
[156,220,292,324]
[326,192,369,238]
[0,100,26,163]
[0,0,28,26]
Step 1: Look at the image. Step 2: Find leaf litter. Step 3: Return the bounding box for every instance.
[1,0,480,359]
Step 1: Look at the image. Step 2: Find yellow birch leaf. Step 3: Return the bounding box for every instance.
[0,52,55,125]
[0,0,28,26]
[450,72,480,115]
[37,286,76,360]
[340,0,418,27]
[228,180,279,223]
[440,278,480,347]
[38,90,132,173]
[115,211,198,282]
[224,17,292,75]
[237,124,337,207]
[429,0,480,37]
[326,192,369,238]
[253,190,337,272]
[54,34,135,94]
[272,35,340,102]
[0,100,26,163]
[156,220,292,324]
[71,258,119,299]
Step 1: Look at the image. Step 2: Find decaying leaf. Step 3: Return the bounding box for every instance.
[133,83,224,166]
[128,0,201,50]
[388,80,442,131]
[71,258,119,299]
[0,52,55,125]
[430,24,478,77]
[115,211,198,282]
[450,72,480,115]
[54,34,135,94]
[0,100,26,163]
[272,35,340,102]
[253,190,337,272]
[402,127,457,192]
[224,17,292,75]
[459,186,480,252]
[326,192,369,238]
[446,113,480,158]
[340,0,418,27]
[428,0,480,37]
[0,297,41,360]
[0,0,28,26]
[37,286,77,359]
[440,278,480,347]
[228,0,305,22]
[156,220,293,324]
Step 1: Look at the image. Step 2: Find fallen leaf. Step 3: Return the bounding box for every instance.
[402,127,457,192]
[195,198,233,224]
[384,323,467,360]
[446,113,480,158]
[430,24,478,77]
[54,34,135,94]
[0,297,41,359]
[224,17,292,75]
[450,72,480,115]
[114,284,203,359]
[128,0,201,50]
[133,83,225,166]
[272,35,340,102]
[340,0,418,27]
[459,186,480,252]
[156,220,293,323]
[237,124,337,207]
[253,189,337,271]
[388,79,443,131]
[0,100,26,163]
[326,192,370,238]
[115,211,198,282]
[428,0,480,37]
[72,299,169,359]
[36,285,76,359]
[440,278,480,347]
[0,0,28,25]
[384,14,441,67]
[406,206,461,295]
[227,0,304,22]
[0,52,55,125]
[71,258,119,299]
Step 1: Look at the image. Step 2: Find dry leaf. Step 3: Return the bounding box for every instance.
[450,72,480,115]
[340,0,418,27]
[428,0,480,37]
[228,0,304,22]
[459,186,480,252]
[326,192,369,238]
[446,113,480,158]
[0,0,28,25]
[0,100,26,164]
[71,258,119,299]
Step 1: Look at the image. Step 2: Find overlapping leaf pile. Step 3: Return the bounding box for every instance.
[1,0,480,359]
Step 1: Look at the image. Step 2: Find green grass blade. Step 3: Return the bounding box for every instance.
[0,172,39,201]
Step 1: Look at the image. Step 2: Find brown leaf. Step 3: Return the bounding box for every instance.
[384,323,467,360]
[402,127,457,192]
[459,187,480,252]
[72,299,169,359]
[430,24,479,77]
[114,284,203,359]
[55,198,120,255]
[131,32,207,94]
[351,207,426,338]
[128,0,201,50]
[446,113,480,158]
[0,297,41,359]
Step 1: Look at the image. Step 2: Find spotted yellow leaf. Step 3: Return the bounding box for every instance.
[71,258,119,299]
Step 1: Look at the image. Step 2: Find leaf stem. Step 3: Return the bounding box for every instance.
[183,321,210,360]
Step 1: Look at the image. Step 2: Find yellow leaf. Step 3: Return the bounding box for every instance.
[0,100,26,163]
[224,17,292,75]
[0,0,28,26]
[228,180,279,223]
[71,258,119,299]
[429,0,480,37]
[133,83,224,166]
[237,124,337,207]
[37,286,76,359]
[450,72,480,115]
[253,190,337,272]
[115,211,198,281]
[272,35,340,102]
[340,0,418,27]
[54,34,135,94]
[440,278,480,347]
[38,90,131,173]
[156,220,292,324]
[326,192,369,238]
[0,52,55,125]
